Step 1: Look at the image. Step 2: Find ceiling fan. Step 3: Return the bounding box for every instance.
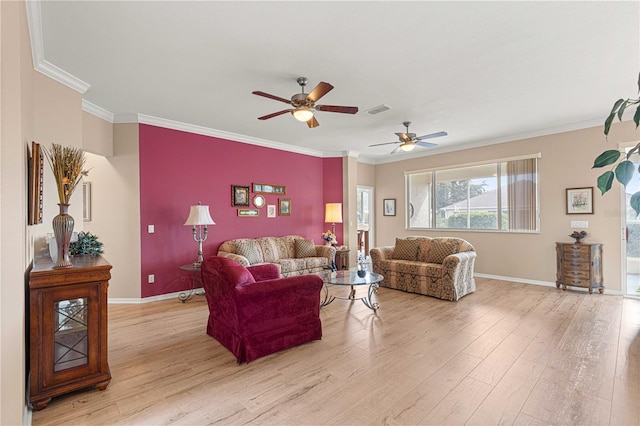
[370,121,447,154]
[252,77,358,128]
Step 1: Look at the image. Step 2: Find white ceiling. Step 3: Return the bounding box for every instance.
[35,1,639,163]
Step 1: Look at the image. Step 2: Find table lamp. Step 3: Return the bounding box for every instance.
[324,202,343,240]
[184,201,215,266]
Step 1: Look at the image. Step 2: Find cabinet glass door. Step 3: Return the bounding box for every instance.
[53,298,88,372]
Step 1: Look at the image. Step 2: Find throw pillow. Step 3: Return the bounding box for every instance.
[295,239,317,258]
[235,240,262,265]
[392,238,419,261]
[426,240,458,264]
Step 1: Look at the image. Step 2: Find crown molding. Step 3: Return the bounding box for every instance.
[26,0,90,94]
[82,100,114,122]
[114,113,330,158]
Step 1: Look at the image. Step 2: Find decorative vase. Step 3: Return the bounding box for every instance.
[52,203,74,268]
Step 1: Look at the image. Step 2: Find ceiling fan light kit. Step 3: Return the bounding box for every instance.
[253,76,358,128]
[292,107,313,122]
[400,142,416,152]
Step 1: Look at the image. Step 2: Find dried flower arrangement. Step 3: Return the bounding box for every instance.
[42,143,89,204]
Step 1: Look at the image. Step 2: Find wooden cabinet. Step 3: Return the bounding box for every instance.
[556,242,603,294]
[28,255,112,410]
[335,249,350,270]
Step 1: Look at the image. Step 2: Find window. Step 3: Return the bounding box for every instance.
[406,156,539,232]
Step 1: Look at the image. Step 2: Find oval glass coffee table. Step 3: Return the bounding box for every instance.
[317,269,383,311]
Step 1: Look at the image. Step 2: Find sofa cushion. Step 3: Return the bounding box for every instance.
[426,240,458,264]
[257,237,280,262]
[235,240,263,265]
[295,239,317,258]
[393,238,419,261]
[417,238,432,263]
[278,258,306,275]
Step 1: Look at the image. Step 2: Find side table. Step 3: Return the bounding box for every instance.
[178,264,204,302]
[335,249,350,270]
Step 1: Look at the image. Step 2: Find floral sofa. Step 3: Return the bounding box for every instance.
[217,235,336,277]
[370,236,476,301]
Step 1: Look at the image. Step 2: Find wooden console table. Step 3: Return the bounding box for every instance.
[28,255,112,410]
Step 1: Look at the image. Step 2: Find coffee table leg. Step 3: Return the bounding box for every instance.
[362,283,380,311]
[348,285,356,299]
[320,283,335,307]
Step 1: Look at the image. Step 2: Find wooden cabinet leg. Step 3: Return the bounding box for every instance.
[589,288,593,294]
[599,287,605,294]
[30,397,51,411]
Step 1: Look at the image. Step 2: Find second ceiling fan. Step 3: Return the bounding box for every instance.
[370,121,447,154]
[252,77,358,128]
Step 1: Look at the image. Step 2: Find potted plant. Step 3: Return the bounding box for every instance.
[592,72,640,215]
[70,231,104,256]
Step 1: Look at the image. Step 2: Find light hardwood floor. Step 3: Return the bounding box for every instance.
[32,277,640,425]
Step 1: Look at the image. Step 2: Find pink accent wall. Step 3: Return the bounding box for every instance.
[139,124,343,297]
[322,157,344,243]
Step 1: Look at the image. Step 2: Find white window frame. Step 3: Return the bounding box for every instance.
[405,153,541,233]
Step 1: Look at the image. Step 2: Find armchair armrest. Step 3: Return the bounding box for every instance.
[247,263,280,281]
[235,275,324,330]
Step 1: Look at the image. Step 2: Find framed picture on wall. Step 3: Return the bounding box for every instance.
[232,185,250,207]
[278,199,291,216]
[267,205,276,218]
[566,187,593,214]
[28,141,43,225]
[383,198,396,216]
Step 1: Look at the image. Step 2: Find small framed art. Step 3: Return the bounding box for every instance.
[238,209,259,217]
[383,198,396,216]
[232,185,250,207]
[566,187,593,214]
[267,204,276,218]
[278,198,291,216]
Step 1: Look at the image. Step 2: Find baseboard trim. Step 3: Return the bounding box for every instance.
[109,288,205,304]
[474,273,623,296]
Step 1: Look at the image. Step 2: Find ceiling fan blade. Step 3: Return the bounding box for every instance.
[258,110,292,120]
[416,141,438,148]
[395,132,411,143]
[307,116,319,128]
[369,141,401,147]
[390,145,403,154]
[307,82,334,103]
[315,105,359,114]
[417,131,448,140]
[252,91,291,104]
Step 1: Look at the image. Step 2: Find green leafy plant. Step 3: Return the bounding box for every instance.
[593,72,640,215]
[70,231,104,255]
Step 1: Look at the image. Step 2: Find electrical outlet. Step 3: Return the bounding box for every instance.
[148,225,155,233]
[148,274,155,283]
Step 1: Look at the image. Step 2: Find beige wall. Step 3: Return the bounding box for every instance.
[1,1,30,423]
[374,122,639,292]
[83,110,114,157]
[357,161,376,187]
[84,123,141,299]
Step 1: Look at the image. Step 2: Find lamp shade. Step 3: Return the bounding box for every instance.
[324,203,343,223]
[184,204,215,226]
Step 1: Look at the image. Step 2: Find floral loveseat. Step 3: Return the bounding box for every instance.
[370,236,476,301]
[217,235,335,277]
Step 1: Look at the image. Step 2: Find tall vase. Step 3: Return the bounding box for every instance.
[52,203,74,268]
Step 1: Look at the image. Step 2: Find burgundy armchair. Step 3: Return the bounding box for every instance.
[200,256,324,363]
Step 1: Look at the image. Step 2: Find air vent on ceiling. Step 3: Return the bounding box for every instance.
[365,104,391,115]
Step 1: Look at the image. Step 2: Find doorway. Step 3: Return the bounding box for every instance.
[357,186,374,259]
[624,147,640,296]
